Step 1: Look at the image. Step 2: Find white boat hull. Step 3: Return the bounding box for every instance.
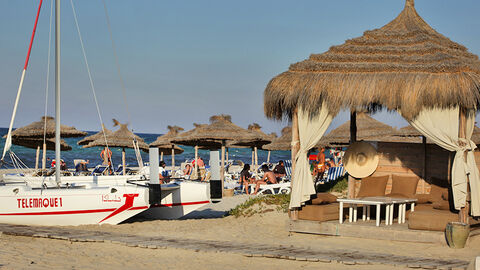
[0,183,149,226]
[2,173,220,221]
[140,180,212,220]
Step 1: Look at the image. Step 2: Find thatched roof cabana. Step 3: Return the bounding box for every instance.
[318,113,397,145]
[12,137,72,151]
[7,116,87,138]
[264,0,480,121]
[263,126,292,151]
[77,124,113,146]
[150,126,184,155]
[84,119,148,151]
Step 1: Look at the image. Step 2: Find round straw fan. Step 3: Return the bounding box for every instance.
[344,142,379,178]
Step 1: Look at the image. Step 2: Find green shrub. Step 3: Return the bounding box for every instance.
[228,194,290,218]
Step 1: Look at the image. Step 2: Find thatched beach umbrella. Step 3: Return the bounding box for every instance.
[264,0,480,214]
[263,126,292,151]
[170,123,210,177]
[150,125,184,170]
[77,124,112,146]
[12,137,72,151]
[84,119,148,174]
[7,116,87,138]
[318,113,396,146]
[4,116,85,170]
[228,123,272,170]
[173,115,264,186]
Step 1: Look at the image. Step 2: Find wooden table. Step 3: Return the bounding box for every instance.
[337,197,417,227]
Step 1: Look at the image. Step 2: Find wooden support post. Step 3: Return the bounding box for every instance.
[226,148,229,164]
[348,110,357,199]
[122,148,126,175]
[160,152,163,161]
[171,146,175,174]
[221,140,226,191]
[194,145,199,179]
[253,146,258,171]
[458,108,470,224]
[35,146,40,171]
[422,136,427,193]
[291,109,300,220]
[251,150,255,171]
[267,150,271,163]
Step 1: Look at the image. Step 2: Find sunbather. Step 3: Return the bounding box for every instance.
[239,164,255,194]
[273,160,286,181]
[252,164,277,195]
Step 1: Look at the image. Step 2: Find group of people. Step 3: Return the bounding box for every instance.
[182,157,207,180]
[239,160,286,195]
[311,147,343,181]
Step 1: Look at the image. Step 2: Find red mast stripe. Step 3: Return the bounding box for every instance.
[24,0,43,70]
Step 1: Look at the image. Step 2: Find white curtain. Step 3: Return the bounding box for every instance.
[290,105,333,209]
[406,107,480,216]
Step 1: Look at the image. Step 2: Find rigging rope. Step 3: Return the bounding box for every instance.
[102,0,144,169]
[102,0,132,128]
[70,0,115,170]
[41,0,54,171]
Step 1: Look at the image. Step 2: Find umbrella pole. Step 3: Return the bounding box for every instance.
[253,146,258,171]
[226,148,229,163]
[122,147,126,175]
[251,149,254,170]
[35,146,40,171]
[195,145,199,180]
[160,152,163,161]
[221,140,225,191]
[42,143,46,171]
[267,150,271,163]
[171,146,175,175]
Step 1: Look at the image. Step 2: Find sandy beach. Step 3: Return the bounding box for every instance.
[0,195,478,269]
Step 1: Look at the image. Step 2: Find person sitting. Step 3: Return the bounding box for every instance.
[75,160,90,174]
[159,161,169,184]
[60,159,68,171]
[183,163,193,177]
[239,164,255,194]
[252,164,277,195]
[273,160,286,181]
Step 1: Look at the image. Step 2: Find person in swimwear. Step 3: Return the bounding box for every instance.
[252,164,277,195]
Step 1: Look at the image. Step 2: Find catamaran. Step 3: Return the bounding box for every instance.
[0,0,221,225]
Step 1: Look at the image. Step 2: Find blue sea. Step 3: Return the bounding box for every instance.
[0,127,291,169]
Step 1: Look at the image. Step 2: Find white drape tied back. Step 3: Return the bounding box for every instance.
[406,107,480,216]
[289,104,333,209]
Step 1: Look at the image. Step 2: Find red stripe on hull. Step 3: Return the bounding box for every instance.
[0,206,148,216]
[151,200,210,208]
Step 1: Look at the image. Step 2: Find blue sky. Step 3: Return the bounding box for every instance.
[0,0,479,135]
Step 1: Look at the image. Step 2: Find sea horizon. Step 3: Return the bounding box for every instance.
[0,127,291,170]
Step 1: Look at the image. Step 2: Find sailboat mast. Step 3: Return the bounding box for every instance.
[55,0,61,184]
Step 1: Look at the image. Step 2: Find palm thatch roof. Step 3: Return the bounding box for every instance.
[77,124,113,145]
[149,125,184,155]
[264,0,480,121]
[262,126,292,151]
[83,119,149,151]
[6,116,87,138]
[227,123,272,148]
[317,113,396,145]
[172,115,264,148]
[12,137,72,151]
